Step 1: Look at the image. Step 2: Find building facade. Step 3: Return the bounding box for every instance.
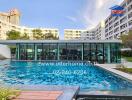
[0,9,59,40]
[64,29,85,40]
[105,0,132,39]
[0,40,121,64]
[64,21,105,40]
[80,30,95,40]
[0,9,20,25]
[94,21,105,40]
[64,0,132,40]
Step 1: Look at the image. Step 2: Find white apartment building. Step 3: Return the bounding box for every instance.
[81,30,95,40]
[65,0,132,40]
[105,0,132,40]
[93,21,105,40]
[0,9,59,40]
[65,21,105,40]
[64,29,85,40]
[0,9,20,25]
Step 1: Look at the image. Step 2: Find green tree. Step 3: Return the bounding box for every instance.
[120,30,132,50]
[45,33,59,40]
[32,29,44,40]
[6,30,21,40]
[20,33,29,40]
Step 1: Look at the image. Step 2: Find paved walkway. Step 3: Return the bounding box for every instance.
[121,58,132,68]
[96,59,132,83]
[13,91,63,100]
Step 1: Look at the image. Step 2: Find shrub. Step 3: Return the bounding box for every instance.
[116,64,126,69]
[0,87,20,100]
[121,50,132,57]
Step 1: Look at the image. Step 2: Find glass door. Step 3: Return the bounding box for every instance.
[26,44,35,60]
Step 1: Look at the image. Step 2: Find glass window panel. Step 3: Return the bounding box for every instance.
[59,43,67,60]
[37,44,43,60]
[19,44,27,60]
[84,43,90,61]
[26,44,35,60]
[97,44,104,64]
[67,43,82,60]
[49,44,58,60]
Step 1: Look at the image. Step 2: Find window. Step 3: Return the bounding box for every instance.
[128,12,132,19]
[105,29,108,33]
[128,4,132,12]
[114,22,119,27]
[121,30,127,35]
[114,27,119,33]
[109,26,113,30]
[120,16,127,24]
[109,21,113,26]
[120,23,127,30]
[129,20,132,26]
[114,17,119,22]
[127,0,132,5]
[105,19,108,24]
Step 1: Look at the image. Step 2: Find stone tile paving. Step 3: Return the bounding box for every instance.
[12,85,80,100]
[13,91,63,100]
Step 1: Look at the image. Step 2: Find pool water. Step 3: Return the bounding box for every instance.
[0,61,132,91]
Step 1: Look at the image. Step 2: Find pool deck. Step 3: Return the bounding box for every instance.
[96,63,132,83]
[13,91,63,100]
[12,85,80,100]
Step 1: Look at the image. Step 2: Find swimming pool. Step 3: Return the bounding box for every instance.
[0,61,132,91]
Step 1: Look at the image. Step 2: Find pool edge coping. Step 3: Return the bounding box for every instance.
[95,64,132,83]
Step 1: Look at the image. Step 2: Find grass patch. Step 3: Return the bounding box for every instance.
[115,67,132,74]
[115,64,132,74]
[0,87,21,100]
[122,56,132,62]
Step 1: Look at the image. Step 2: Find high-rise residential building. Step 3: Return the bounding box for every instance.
[64,29,85,40]
[105,0,132,40]
[68,0,132,40]
[0,9,20,25]
[0,9,59,40]
[94,21,105,40]
[80,30,95,40]
[65,21,105,40]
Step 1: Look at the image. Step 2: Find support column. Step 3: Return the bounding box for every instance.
[57,44,60,60]
[103,44,105,63]
[17,44,20,60]
[107,44,111,63]
[35,44,37,60]
[82,43,84,61]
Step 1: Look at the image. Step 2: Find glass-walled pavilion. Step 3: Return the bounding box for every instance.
[0,40,121,64]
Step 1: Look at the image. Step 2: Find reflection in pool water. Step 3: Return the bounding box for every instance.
[0,61,132,91]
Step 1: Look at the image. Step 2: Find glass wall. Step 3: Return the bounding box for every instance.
[67,43,82,60]
[49,44,58,60]
[19,44,27,60]
[97,44,104,64]
[84,44,90,61]
[59,43,67,60]
[16,43,121,63]
[26,44,35,60]
[110,43,121,63]
[36,44,43,60]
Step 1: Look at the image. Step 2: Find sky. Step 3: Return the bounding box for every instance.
[0,0,123,39]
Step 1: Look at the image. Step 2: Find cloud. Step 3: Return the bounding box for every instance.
[81,0,123,29]
[66,16,77,22]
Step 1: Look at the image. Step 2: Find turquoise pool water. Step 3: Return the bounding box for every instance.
[0,61,132,91]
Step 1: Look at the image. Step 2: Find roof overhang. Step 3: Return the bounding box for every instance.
[0,40,122,44]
